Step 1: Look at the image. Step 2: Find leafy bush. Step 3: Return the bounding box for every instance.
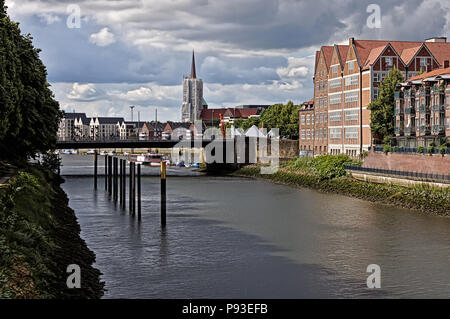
[383,144,391,154]
[311,155,356,180]
[285,155,360,180]
[417,146,425,154]
[427,145,435,155]
[439,144,447,156]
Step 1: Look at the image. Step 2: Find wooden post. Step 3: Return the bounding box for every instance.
[129,161,133,214]
[108,156,112,196]
[137,163,141,220]
[113,157,118,202]
[132,162,136,216]
[119,159,123,207]
[122,160,126,210]
[161,161,166,227]
[94,150,98,190]
[105,154,108,190]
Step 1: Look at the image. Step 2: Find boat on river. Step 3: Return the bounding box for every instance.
[130,153,165,166]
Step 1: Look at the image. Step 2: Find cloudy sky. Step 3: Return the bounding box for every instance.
[5,0,450,121]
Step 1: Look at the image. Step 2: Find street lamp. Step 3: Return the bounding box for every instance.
[129,105,135,121]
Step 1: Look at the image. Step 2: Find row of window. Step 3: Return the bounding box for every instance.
[317,97,328,108]
[328,109,359,122]
[301,112,328,125]
[302,127,359,140]
[330,127,359,139]
[300,128,328,140]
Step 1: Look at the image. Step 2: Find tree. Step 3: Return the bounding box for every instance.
[367,67,404,144]
[259,101,299,138]
[0,1,62,160]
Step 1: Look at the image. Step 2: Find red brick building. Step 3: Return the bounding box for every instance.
[395,66,450,148]
[311,37,450,156]
[298,99,315,155]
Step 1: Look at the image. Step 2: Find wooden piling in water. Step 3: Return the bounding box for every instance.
[105,154,108,190]
[122,160,126,210]
[161,161,166,227]
[119,159,123,206]
[108,156,112,196]
[129,161,133,213]
[94,150,98,190]
[137,164,141,220]
[113,157,118,202]
[132,162,136,216]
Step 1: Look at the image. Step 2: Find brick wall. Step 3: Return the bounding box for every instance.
[363,150,450,175]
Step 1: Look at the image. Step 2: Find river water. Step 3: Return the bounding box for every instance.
[60,155,450,298]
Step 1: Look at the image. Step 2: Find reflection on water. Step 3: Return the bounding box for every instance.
[60,155,450,298]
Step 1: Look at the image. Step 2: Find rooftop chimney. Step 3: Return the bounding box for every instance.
[349,37,355,45]
[425,37,447,43]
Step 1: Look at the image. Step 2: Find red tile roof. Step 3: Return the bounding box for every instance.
[200,107,264,121]
[321,46,334,67]
[350,39,448,70]
[408,66,450,81]
[337,45,349,65]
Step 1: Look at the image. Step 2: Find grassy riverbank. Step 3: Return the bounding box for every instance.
[0,164,104,298]
[234,156,450,216]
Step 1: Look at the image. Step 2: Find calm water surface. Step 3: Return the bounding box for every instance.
[60,155,450,298]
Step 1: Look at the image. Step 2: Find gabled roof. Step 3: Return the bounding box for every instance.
[96,117,124,124]
[321,46,334,67]
[424,42,450,66]
[349,39,450,70]
[166,122,192,130]
[399,45,422,65]
[337,45,349,66]
[64,112,87,120]
[144,122,165,130]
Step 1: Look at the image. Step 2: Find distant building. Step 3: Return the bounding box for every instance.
[141,122,165,140]
[163,122,195,140]
[181,51,205,122]
[200,105,267,126]
[298,99,315,155]
[395,66,450,148]
[57,112,87,141]
[117,121,147,140]
[74,115,91,140]
[89,117,124,140]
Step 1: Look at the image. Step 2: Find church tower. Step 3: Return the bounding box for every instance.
[181,51,205,122]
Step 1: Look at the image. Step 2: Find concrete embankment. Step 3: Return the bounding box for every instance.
[234,166,450,216]
[0,165,104,298]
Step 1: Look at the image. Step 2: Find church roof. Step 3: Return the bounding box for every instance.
[191,51,197,79]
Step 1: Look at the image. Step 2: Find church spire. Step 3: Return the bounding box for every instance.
[190,50,197,79]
